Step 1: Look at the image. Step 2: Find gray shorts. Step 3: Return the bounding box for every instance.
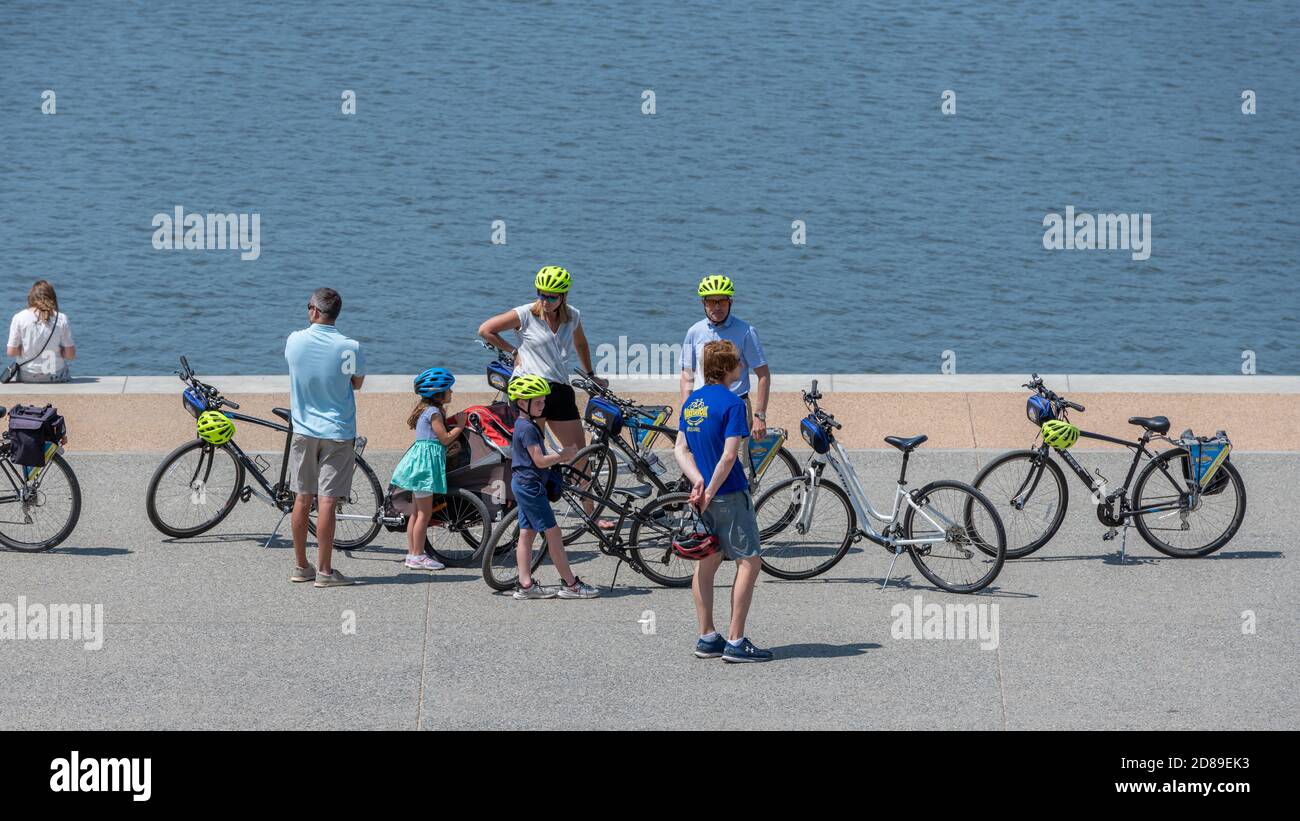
[702,489,762,561]
[288,434,356,498]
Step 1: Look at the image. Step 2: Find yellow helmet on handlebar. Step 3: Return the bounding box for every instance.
[1041,419,1079,450]
[197,410,236,445]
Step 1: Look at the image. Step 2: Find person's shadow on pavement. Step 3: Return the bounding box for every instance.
[767,642,879,659]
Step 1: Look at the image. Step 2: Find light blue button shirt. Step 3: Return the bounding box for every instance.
[681,314,767,395]
[284,323,364,440]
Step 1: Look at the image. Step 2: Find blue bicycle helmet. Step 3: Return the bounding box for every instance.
[414,367,455,397]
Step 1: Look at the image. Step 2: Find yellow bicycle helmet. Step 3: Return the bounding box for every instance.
[1041,419,1080,450]
[196,410,236,445]
[697,274,735,297]
[534,265,572,294]
[508,374,552,401]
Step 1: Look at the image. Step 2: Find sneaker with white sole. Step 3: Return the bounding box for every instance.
[557,576,600,599]
[314,569,358,588]
[290,563,317,583]
[405,554,445,570]
[513,580,557,600]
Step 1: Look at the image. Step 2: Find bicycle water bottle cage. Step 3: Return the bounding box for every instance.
[800,415,830,454]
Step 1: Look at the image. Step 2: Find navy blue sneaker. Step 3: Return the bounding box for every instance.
[694,634,726,659]
[722,638,774,663]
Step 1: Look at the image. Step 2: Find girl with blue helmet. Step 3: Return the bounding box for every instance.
[391,367,464,570]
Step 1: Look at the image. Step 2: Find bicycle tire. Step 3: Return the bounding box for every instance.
[1131,449,1246,558]
[970,449,1069,559]
[146,440,244,539]
[753,474,856,580]
[903,479,1006,594]
[0,454,82,552]
[479,510,547,591]
[423,488,492,566]
[626,491,697,587]
[557,442,617,545]
[310,454,383,550]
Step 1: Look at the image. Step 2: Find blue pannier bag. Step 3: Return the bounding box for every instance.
[800,415,830,454]
[1177,430,1232,496]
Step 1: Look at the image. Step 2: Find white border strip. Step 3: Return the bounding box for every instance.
[2,373,1297,396]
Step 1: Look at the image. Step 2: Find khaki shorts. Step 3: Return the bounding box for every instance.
[288,434,356,498]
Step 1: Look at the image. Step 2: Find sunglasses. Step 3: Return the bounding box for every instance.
[537,292,563,302]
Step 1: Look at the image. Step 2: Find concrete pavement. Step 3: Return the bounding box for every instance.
[0,448,1294,730]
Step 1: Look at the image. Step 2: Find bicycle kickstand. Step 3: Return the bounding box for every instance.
[881,544,905,590]
[609,557,623,591]
[265,509,290,549]
[1117,522,1131,564]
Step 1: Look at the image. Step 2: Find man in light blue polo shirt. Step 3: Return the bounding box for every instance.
[679,274,772,441]
[284,287,365,588]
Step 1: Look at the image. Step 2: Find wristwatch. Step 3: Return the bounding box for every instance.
[754,411,767,422]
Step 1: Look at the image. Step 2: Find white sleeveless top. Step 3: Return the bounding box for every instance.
[512,303,581,383]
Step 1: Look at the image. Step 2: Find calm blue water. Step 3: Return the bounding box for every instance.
[2,1,1297,376]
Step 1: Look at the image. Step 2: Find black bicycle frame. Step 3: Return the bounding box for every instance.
[1025,428,1188,520]
[191,411,295,510]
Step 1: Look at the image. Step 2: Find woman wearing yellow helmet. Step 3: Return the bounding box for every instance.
[478,266,613,526]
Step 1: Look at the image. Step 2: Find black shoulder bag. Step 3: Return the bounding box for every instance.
[2,312,60,384]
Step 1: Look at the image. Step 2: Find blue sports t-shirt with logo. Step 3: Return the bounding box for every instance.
[680,383,750,496]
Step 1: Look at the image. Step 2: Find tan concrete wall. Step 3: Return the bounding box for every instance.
[3,389,1290,452]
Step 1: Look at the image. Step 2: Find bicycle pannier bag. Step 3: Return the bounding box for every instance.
[486,361,513,393]
[7,403,65,467]
[800,415,830,454]
[1026,395,1056,425]
[1179,431,1232,496]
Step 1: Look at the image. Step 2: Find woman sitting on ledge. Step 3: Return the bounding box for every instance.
[7,279,76,383]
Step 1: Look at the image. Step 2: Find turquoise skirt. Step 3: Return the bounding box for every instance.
[391,439,448,494]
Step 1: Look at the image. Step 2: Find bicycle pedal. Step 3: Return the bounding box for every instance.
[239,487,253,503]
[1102,528,1117,541]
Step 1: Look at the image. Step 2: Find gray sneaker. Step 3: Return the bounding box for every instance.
[557,576,601,599]
[512,580,557,600]
[290,563,316,583]
[314,569,358,588]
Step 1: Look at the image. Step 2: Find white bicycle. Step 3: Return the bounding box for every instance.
[752,381,1007,593]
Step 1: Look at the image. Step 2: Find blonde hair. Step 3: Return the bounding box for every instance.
[407,391,450,429]
[701,340,741,385]
[27,280,59,323]
[529,296,571,325]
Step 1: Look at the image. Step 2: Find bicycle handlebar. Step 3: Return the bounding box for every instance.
[1023,373,1085,414]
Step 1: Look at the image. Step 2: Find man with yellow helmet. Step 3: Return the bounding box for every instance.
[680,274,771,441]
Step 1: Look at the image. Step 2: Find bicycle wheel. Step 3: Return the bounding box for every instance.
[756,444,803,491]
[0,454,82,552]
[902,480,1006,593]
[310,454,383,549]
[146,439,244,538]
[971,449,1069,559]
[555,442,617,545]
[424,488,492,566]
[754,474,856,580]
[626,492,697,587]
[480,510,547,591]
[1131,449,1246,557]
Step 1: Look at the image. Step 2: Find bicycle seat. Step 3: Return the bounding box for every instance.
[272,407,292,423]
[884,434,928,452]
[1128,416,1170,434]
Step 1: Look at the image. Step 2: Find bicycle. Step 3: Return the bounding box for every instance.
[567,369,802,505]
[480,460,700,591]
[145,356,384,549]
[970,374,1246,560]
[0,405,81,552]
[752,381,1007,593]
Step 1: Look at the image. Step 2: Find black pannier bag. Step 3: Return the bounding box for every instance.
[7,403,66,467]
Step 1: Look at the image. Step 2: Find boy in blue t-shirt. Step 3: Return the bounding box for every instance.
[673,340,773,663]
[506,375,599,600]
